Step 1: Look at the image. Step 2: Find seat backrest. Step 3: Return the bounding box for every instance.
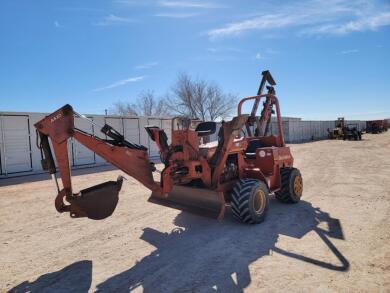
[245,139,263,154]
[195,121,216,137]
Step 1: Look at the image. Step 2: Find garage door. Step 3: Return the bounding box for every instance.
[147,119,161,158]
[0,115,32,174]
[123,118,140,144]
[72,117,95,166]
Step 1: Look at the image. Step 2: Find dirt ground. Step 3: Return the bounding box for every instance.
[1,133,390,292]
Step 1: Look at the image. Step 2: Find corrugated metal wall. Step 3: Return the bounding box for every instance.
[0,112,175,177]
[0,111,367,178]
[0,115,33,175]
[287,120,336,143]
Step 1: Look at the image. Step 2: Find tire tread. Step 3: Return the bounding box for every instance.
[275,168,301,203]
[230,178,268,224]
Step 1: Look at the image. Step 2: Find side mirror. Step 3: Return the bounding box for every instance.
[195,121,216,137]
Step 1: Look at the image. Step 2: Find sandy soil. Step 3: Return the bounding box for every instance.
[1,133,390,292]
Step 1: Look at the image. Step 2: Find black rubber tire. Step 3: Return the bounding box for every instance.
[275,168,303,203]
[230,179,269,224]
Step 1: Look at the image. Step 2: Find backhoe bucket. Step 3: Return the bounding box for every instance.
[149,185,225,219]
[69,176,124,220]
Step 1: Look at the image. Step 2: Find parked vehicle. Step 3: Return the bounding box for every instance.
[366,120,388,133]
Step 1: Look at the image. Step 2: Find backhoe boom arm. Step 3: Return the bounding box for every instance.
[35,104,161,220]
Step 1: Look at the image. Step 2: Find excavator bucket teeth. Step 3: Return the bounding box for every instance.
[69,176,123,220]
[148,185,225,219]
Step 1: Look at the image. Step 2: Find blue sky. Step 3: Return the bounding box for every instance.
[0,0,389,120]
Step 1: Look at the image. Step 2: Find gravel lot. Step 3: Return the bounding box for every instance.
[1,132,389,292]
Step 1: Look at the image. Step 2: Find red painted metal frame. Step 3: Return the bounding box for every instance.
[35,91,296,219]
[238,93,285,146]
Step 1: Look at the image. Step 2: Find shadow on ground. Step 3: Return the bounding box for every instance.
[8,199,349,292]
[95,199,349,292]
[8,260,92,293]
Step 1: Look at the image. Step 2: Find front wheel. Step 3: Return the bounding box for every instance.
[275,168,303,203]
[230,179,269,224]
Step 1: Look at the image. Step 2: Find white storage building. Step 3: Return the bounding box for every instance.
[0,111,367,178]
[0,111,172,177]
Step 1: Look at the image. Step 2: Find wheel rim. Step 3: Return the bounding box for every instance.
[293,175,303,197]
[253,189,266,214]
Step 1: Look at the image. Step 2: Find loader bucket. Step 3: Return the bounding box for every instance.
[69,176,124,220]
[148,185,225,219]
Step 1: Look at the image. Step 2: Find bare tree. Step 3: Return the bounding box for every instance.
[110,101,138,116]
[110,74,235,120]
[137,90,170,117]
[167,73,236,121]
[136,90,155,116]
[110,90,170,117]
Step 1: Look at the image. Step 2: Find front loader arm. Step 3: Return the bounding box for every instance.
[35,104,162,220]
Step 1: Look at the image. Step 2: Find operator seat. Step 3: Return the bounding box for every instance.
[195,121,217,159]
[195,121,216,136]
[245,139,263,159]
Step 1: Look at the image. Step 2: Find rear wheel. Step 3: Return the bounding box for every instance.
[230,179,269,224]
[275,168,303,203]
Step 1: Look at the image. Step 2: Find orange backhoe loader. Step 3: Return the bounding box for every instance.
[34,70,303,224]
